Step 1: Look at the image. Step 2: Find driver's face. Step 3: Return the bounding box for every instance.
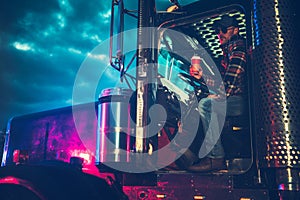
[216,26,237,45]
[189,64,203,80]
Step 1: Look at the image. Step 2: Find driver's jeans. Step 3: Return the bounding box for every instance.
[197,95,244,159]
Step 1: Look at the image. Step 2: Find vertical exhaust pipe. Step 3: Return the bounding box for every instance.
[252,0,300,198]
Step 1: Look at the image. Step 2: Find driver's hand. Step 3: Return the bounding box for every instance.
[189,65,203,80]
[207,94,220,99]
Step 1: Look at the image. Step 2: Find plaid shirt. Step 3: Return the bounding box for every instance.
[219,34,246,97]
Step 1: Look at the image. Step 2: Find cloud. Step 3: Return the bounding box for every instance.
[0,0,115,129]
[0,0,198,129]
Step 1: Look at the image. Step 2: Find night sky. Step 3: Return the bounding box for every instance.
[0,0,105,129]
[0,0,199,130]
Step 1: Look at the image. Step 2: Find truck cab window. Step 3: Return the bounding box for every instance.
[157,7,252,173]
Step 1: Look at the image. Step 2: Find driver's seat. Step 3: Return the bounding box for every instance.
[221,97,251,161]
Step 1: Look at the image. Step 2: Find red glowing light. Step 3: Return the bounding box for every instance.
[71,149,93,165]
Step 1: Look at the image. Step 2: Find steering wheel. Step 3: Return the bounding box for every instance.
[178,72,211,99]
[178,72,197,87]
